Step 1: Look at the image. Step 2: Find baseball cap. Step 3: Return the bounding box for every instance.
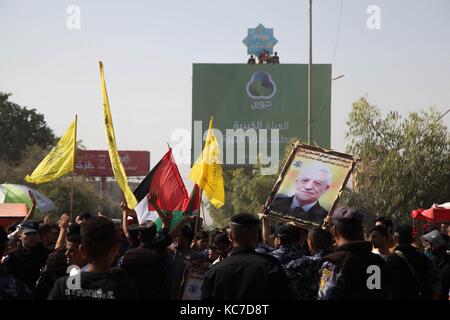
[421,230,446,248]
[394,224,413,236]
[332,207,363,225]
[21,220,39,234]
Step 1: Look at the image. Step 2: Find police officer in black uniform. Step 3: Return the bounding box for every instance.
[4,220,51,297]
[201,213,293,300]
[318,207,389,300]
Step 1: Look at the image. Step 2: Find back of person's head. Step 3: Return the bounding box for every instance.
[274,224,299,247]
[78,212,93,223]
[81,216,117,262]
[128,224,140,248]
[308,227,332,253]
[332,207,364,242]
[394,224,413,245]
[214,232,231,247]
[370,225,388,238]
[229,213,260,246]
[195,230,208,241]
[181,225,194,243]
[209,229,223,244]
[138,221,157,244]
[39,223,52,239]
[374,216,393,233]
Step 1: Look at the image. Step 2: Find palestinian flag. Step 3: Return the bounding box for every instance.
[183,184,201,216]
[133,148,189,231]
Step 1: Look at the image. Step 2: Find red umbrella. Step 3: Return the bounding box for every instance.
[411,207,450,223]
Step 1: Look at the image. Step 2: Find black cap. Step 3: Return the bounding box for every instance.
[332,207,363,225]
[66,223,81,243]
[0,226,8,243]
[394,224,412,236]
[230,213,260,228]
[21,220,40,234]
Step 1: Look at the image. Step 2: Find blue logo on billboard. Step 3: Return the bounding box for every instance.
[247,71,276,109]
[242,23,278,56]
[247,71,276,99]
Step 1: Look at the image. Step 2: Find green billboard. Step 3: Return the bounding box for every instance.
[192,64,331,168]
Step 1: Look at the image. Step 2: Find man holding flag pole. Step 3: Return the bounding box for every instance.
[188,116,225,233]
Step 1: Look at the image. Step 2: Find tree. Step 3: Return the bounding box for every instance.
[0,92,56,165]
[209,145,293,227]
[342,97,450,224]
[0,144,120,221]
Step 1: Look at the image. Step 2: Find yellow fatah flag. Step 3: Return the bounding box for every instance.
[188,116,224,208]
[25,118,77,184]
[99,61,137,208]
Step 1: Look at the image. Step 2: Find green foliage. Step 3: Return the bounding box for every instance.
[209,144,293,227]
[0,93,56,165]
[0,144,120,221]
[342,97,450,224]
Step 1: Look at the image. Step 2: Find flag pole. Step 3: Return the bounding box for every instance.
[195,189,203,234]
[70,115,78,221]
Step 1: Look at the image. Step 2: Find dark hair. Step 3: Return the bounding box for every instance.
[308,227,332,251]
[39,223,52,238]
[195,231,208,241]
[128,228,140,248]
[7,222,20,234]
[229,213,260,243]
[138,221,157,244]
[209,229,224,244]
[214,233,231,247]
[181,225,194,243]
[370,225,388,238]
[394,224,413,245]
[375,216,393,232]
[81,216,116,261]
[79,212,93,221]
[334,221,364,241]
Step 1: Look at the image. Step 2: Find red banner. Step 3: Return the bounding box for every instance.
[75,150,150,177]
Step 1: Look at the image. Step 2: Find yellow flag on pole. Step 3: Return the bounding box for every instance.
[188,116,224,208]
[25,117,77,184]
[99,61,137,208]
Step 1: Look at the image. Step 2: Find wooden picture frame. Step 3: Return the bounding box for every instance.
[260,141,356,230]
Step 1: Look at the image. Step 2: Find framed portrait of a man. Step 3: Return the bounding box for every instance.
[262,142,356,229]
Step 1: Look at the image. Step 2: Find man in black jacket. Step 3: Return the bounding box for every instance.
[385,224,435,300]
[120,220,171,300]
[4,220,51,297]
[318,207,389,300]
[201,213,293,300]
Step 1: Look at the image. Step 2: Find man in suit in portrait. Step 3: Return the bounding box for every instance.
[269,163,332,225]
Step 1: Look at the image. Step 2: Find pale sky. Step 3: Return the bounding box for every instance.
[1,0,450,194]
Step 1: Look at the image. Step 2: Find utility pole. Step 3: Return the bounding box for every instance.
[307,0,313,144]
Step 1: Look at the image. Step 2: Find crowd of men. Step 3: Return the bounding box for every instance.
[247,51,280,64]
[0,191,449,300]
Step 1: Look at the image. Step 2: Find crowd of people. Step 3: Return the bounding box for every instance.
[247,51,280,64]
[0,191,449,300]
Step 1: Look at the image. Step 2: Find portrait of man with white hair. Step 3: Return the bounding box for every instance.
[270,162,332,224]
